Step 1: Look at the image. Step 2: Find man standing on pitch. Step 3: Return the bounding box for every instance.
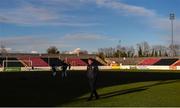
[51,64,57,78]
[61,60,69,79]
[86,58,99,101]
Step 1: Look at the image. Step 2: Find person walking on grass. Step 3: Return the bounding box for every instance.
[86,58,99,101]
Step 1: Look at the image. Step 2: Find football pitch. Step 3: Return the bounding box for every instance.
[0,69,180,107]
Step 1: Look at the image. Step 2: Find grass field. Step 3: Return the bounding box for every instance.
[0,69,180,107]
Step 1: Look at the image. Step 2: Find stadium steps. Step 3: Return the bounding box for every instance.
[171,60,180,66]
[153,58,179,66]
[19,60,29,67]
[138,58,160,65]
[17,57,32,67]
[18,57,49,67]
[95,56,107,66]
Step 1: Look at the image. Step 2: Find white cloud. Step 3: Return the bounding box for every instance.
[0,36,73,53]
[0,5,58,25]
[92,0,179,31]
[93,0,180,45]
[0,32,114,53]
[62,33,108,41]
[95,0,155,17]
[0,0,99,26]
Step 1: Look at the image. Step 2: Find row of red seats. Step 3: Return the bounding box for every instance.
[66,58,87,66]
[18,57,49,67]
[18,57,87,67]
[138,58,160,65]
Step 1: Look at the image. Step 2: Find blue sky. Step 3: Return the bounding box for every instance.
[0,0,180,53]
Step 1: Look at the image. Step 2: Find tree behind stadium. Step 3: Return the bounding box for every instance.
[47,46,60,54]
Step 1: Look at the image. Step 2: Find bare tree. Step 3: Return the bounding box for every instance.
[152,45,169,57]
[143,41,150,56]
[98,47,116,57]
[126,46,135,57]
[97,41,177,58]
[0,44,8,54]
[137,41,151,57]
[172,44,180,56]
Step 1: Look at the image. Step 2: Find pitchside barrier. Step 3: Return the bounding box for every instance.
[122,65,180,70]
[136,66,170,70]
[177,66,180,70]
[0,66,180,72]
[0,68,3,72]
[0,66,112,72]
[21,67,51,71]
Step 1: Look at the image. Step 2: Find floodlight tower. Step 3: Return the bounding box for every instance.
[169,13,175,56]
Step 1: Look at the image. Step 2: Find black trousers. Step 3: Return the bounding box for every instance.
[88,78,99,99]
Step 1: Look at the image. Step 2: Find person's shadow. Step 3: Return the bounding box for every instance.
[76,80,179,101]
[99,80,179,99]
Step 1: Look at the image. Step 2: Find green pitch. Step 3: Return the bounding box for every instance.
[0,70,180,107]
[62,80,180,107]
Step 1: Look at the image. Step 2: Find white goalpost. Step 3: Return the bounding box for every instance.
[3,60,32,71]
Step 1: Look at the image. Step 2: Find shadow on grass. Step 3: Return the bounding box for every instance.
[99,80,179,99]
[0,70,180,106]
[74,80,179,101]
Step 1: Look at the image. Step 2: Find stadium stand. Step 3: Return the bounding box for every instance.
[171,60,180,66]
[95,57,107,66]
[106,58,144,65]
[66,58,87,66]
[42,58,63,66]
[31,57,49,67]
[153,58,179,66]
[138,58,160,65]
[0,53,179,68]
[18,57,49,67]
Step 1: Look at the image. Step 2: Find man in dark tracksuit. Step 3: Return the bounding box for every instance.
[51,64,57,78]
[86,58,99,101]
[61,60,70,79]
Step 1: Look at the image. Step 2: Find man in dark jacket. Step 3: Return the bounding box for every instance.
[61,60,70,79]
[51,64,57,78]
[86,58,99,101]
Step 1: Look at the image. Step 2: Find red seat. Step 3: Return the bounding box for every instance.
[138,58,160,65]
[67,58,87,66]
